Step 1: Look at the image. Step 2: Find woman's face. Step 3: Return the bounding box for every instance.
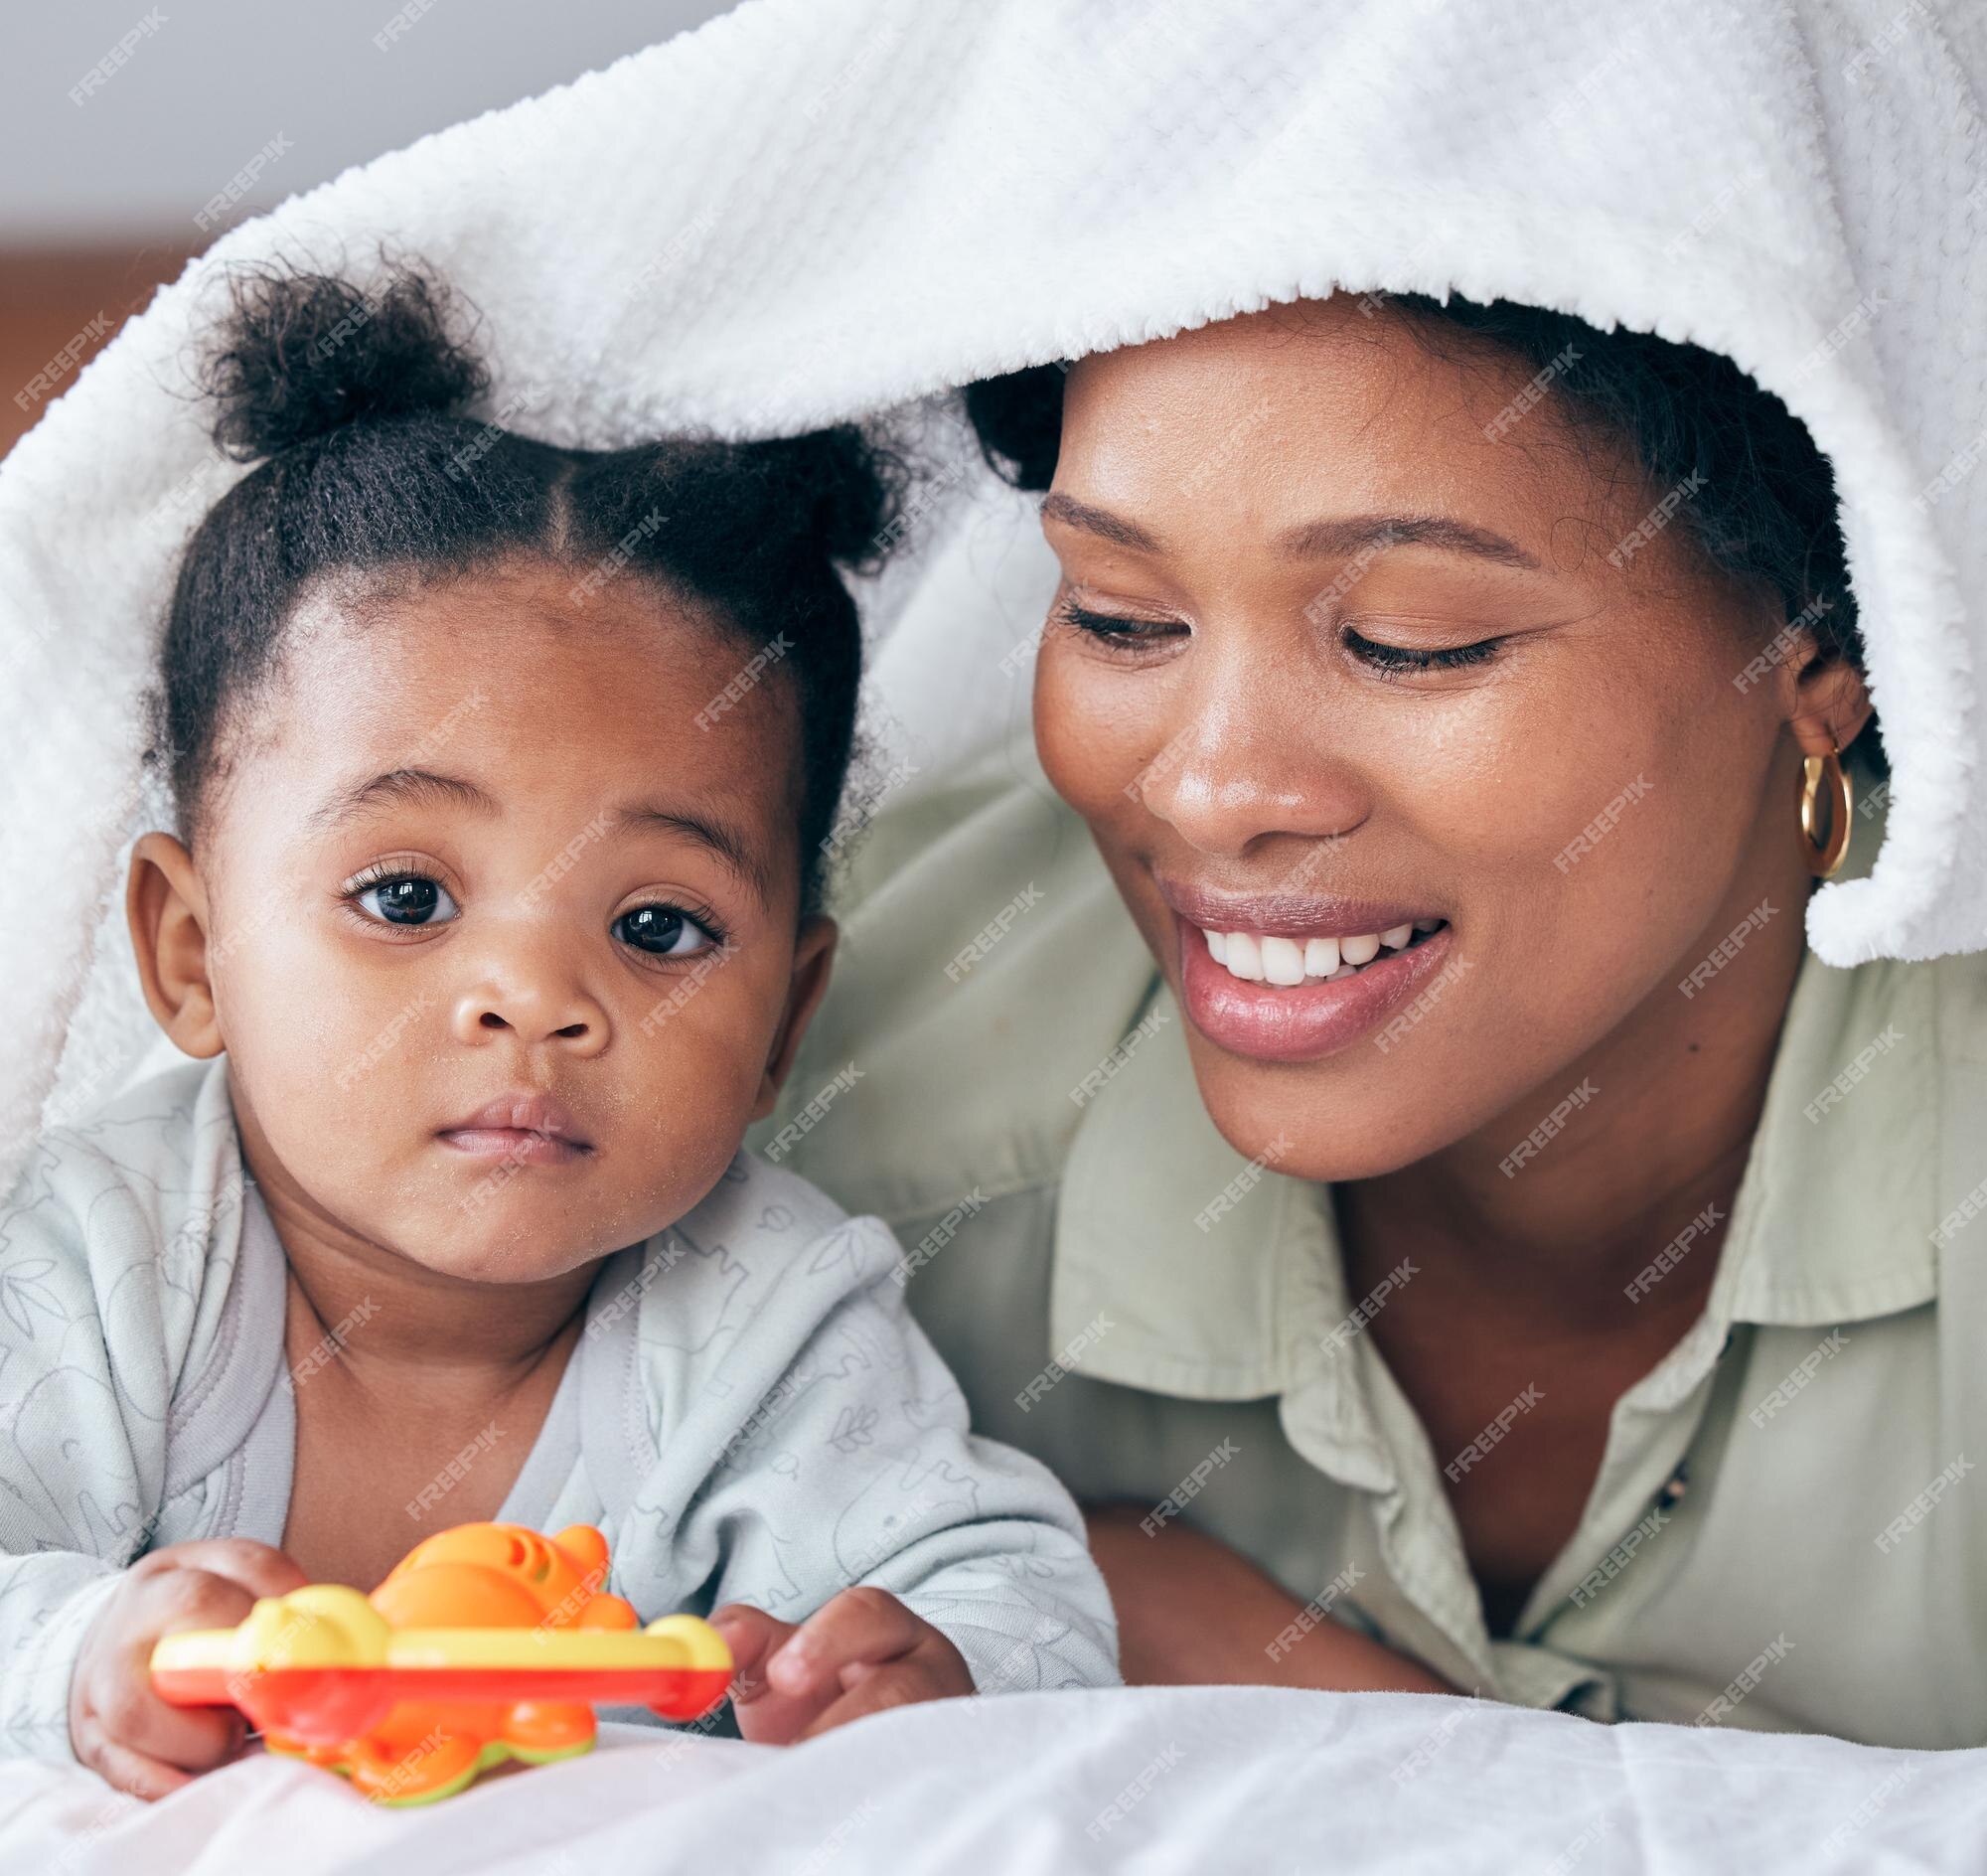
[1033,294,1862,1182]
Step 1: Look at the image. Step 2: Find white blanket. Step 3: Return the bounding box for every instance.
[2,1,1982,1859]
[0,1689,1975,1874]
[3,0,1985,1181]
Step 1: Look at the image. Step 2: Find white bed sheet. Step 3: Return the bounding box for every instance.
[0,1687,1974,1875]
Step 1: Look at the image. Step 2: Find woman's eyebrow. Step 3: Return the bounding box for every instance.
[1039,492,1540,571]
[306,767,770,903]
[1276,513,1542,570]
[1039,492,1161,550]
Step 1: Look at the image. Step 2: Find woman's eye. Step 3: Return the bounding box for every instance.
[352,875,459,926]
[1343,625,1502,677]
[1054,599,1187,647]
[613,905,716,958]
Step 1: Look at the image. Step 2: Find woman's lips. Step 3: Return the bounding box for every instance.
[1155,876,1436,941]
[1175,911,1457,1063]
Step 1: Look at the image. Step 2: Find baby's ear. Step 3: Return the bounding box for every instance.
[752,914,838,1121]
[127,833,225,1059]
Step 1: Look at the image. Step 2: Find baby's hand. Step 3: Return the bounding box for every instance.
[71,1538,309,1798]
[709,1587,973,1743]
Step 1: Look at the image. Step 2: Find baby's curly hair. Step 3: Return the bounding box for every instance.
[147,255,911,916]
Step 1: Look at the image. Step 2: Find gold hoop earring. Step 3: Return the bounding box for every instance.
[1799,739,1852,878]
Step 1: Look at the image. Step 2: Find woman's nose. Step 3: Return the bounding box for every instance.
[1133,658,1366,858]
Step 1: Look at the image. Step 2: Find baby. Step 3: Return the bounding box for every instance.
[0,264,1117,1798]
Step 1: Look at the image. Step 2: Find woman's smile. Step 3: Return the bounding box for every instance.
[1153,871,1455,1059]
[1175,909,1457,1062]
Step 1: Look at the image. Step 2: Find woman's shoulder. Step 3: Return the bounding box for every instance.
[1786,939,1987,1086]
[1724,940,1987,1331]
[750,746,1159,1225]
[1917,943,1987,1061]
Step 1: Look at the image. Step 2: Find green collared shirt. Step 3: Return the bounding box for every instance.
[749,733,1987,1747]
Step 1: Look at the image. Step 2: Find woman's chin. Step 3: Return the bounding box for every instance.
[1185,1059,1441,1186]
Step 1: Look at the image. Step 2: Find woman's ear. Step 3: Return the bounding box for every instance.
[1788,642,1876,760]
[127,832,225,1059]
[752,914,839,1121]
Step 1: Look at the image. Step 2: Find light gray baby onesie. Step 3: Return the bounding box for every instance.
[0,1054,1119,1764]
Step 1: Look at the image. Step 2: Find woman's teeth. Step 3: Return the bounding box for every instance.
[1203,918,1442,985]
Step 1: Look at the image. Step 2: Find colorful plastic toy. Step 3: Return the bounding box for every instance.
[151,1521,732,1804]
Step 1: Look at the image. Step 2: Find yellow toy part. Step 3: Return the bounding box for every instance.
[150,1521,733,1804]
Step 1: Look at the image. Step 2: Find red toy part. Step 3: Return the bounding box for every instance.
[150,1521,732,1804]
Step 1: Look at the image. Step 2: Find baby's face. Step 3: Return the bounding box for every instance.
[158,558,830,1283]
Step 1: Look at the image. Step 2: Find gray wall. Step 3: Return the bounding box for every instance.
[1,1,737,241]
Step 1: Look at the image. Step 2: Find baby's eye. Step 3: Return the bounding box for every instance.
[613,905,717,958]
[352,874,460,927]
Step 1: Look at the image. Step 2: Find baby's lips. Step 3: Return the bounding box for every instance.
[437,1088,591,1146]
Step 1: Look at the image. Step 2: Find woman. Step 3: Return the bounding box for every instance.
[749,287,1986,1750]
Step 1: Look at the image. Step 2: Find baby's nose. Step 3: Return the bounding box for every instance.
[455,982,608,1054]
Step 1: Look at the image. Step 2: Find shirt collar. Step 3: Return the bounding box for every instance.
[1051,990,1302,1400]
[1049,746,1940,1403]
[1709,751,1940,1329]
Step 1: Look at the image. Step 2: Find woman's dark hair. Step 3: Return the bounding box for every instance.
[147,258,908,916]
[964,292,1884,776]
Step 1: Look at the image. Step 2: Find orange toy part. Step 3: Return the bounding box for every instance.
[372,1521,641,1631]
[150,1521,732,1805]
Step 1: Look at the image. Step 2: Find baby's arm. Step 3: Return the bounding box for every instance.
[0,1129,291,1789]
[636,1209,1119,1742]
